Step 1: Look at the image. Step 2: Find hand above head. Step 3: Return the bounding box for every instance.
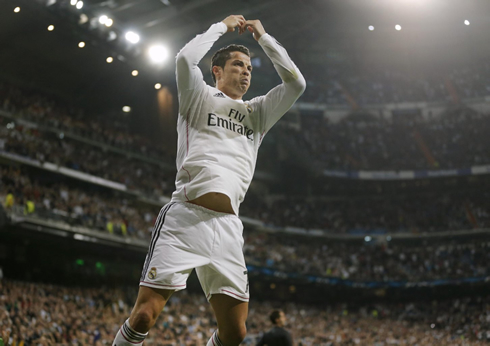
[244,19,266,41]
[222,15,247,34]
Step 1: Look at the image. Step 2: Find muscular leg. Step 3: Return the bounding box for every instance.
[129,286,175,332]
[209,294,248,346]
[113,286,175,345]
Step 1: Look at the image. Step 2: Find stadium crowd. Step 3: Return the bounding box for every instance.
[300,60,490,105]
[244,231,490,281]
[3,164,489,237]
[2,81,490,179]
[286,107,490,171]
[1,279,489,345]
[0,116,175,199]
[2,165,490,283]
[0,83,173,162]
[242,192,490,233]
[1,165,156,239]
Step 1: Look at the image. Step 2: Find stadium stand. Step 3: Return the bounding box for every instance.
[1,46,490,346]
[2,164,490,285]
[300,60,490,105]
[1,280,490,345]
[278,107,490,171]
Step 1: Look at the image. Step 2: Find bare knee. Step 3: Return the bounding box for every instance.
[129,286,173,333]
[219,325,247,346]
[129,305,158,333]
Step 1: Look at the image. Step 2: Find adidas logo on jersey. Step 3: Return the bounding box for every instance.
[213,92,225,98]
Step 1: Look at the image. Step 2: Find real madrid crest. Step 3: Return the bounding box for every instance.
[245,102,253,114]
[148,267,157,279]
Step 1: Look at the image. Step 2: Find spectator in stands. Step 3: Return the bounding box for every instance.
[1,279,489,345]
[256,310,293,346]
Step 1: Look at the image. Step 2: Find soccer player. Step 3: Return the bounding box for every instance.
[113,15,305,346]
[256,310,293,346]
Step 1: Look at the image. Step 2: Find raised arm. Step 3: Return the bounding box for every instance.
[246,20,306,132]
[176,15,247,92]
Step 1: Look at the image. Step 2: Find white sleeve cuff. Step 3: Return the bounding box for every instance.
[216,22,228,34]
[258,33,272,45]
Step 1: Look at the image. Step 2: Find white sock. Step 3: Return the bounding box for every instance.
[206,330,225,346]
[113,319,148,346]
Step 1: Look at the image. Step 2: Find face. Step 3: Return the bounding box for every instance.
[276,311,287,327]
[214,51,252,99]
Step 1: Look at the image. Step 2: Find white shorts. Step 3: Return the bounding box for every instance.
[140,202,249,302]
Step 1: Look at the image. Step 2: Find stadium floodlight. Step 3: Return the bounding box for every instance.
[148,45,169,64]
[14,7,21,13]
[76,1,83,9]
[154,83,162,90]
[368,25,374,31]
[99,15,113,27]
[125,31,140,44]
[122,106,131,112]
[99,15,108,24]
[79,13,89,24]
[131,70,139,76]
[70,0,77,5]
[78,41,85,48]
[106,57,113,63]
[395,24,402,31]
[47,25,55,31]
[464,20,470,26]
[364,235,372,242]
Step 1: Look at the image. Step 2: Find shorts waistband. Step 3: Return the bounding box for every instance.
[180,201,238,218]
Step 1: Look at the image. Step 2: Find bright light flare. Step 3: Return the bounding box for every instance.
[70,0,77,5]
[131,70,139,76]
[368,25,374,31]
[122,106,131,112]
[125,31,140,44]
[99,15,108,24]
[395,24,402,31]
[76,1,83,9]
[98,15,113,27]
[14,7,21,13]
[47,25,55,31]
[106,57,113,63]
[154,83,162,90]
[148,45,169,64]
[78,41,85,48]
[464,20,470,26]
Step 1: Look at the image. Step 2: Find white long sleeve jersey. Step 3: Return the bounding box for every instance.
[171,22,306,215]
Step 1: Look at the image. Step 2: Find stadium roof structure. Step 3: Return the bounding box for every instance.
[1,0,490,114]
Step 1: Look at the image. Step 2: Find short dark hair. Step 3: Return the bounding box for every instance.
[210,44,250,84]
[269,310,282,324]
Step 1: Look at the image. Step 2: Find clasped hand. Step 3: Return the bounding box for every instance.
[222,15,266,41]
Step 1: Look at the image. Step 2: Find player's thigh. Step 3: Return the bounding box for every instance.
[130,286,174,323]
[210,294,248,336]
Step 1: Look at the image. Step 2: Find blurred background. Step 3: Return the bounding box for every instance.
[1,0,490,344]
